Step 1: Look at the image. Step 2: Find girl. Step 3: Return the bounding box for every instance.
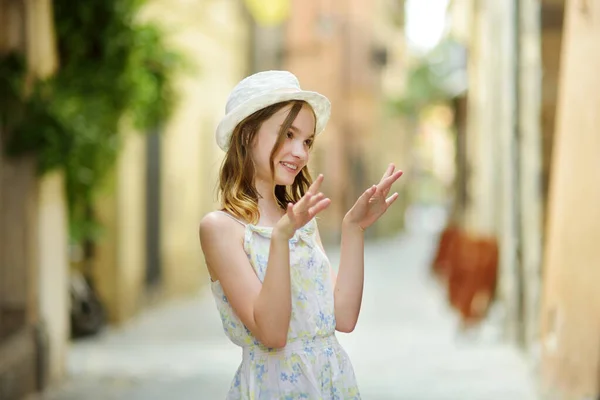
[199,70,403,399]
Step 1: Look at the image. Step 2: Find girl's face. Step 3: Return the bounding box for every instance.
[252,103,316,187]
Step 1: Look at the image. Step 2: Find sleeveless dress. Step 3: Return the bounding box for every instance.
[210,212,361,399]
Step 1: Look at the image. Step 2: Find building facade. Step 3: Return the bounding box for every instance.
[0,0,69,398]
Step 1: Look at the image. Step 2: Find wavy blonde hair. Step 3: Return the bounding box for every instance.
[219,100,316,224]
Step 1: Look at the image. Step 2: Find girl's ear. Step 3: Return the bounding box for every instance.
[241,124,253,147]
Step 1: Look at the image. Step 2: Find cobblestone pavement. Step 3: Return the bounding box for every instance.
[38,212,539,400]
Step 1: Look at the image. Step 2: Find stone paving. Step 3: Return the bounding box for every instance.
[37,213,539,400]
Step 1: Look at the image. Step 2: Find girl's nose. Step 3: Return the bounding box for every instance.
[291,141,307,160]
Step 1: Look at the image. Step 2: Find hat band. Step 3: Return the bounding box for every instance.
[271,87,301,94]
[226,87,302,113]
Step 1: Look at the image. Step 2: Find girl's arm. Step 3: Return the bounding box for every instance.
[324,164,403,333]
[315,221,365,333]
[200,213,292,348]
[334,220,366,332]
[200,175,330,348]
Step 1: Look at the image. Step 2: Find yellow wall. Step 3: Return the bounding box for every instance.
[93,129,147,324]
[0,0,69,393]
[92,175,120,322]
[37,171,69,383]
[92,0,251,323]
[141,0,250,297]
[540,1,600,397]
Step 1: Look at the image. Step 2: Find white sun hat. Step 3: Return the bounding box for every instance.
[215,70,331,151]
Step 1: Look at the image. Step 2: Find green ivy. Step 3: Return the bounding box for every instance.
[0,0,183,244]
[388,39,465,117]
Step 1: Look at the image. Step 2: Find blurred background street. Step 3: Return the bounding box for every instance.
[2,0,599,399]
[37,206,536,400]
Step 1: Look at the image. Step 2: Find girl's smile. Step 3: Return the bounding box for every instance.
[252,103,316,187]
[203,70,402,399]
[279,161,300,173]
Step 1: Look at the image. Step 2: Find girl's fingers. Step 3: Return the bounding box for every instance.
[286,202,295,218]
[298,190,325,214]
[293,194,329,222]
[385,192,399,207]
[357,185,377,207]
[390,170,403,183]
[378,164,395,196]
[308,198,331,217]
[381,163,395,181]
[307,174,324,195]
[287,176,329,227]
[307,192,325,208]
[382,170,403,186]
[296,174,324,210]
[378,170,403,194]
[294,192,313,209]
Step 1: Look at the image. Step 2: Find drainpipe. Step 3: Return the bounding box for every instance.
[516,0,544,354]
[512,0,526,348]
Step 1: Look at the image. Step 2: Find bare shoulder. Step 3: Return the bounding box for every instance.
[199,211,244,243]
[199,211,247,282]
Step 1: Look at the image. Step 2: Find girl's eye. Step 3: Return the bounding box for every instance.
[305,139,313,147]
[286,131,293,139]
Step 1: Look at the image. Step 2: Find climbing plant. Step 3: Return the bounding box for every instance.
[389,38,465,118]
[0,0,182,244]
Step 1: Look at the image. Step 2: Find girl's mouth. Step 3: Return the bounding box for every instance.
[280,161,299,173]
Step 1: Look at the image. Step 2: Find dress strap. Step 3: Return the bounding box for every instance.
[217,210,247,227]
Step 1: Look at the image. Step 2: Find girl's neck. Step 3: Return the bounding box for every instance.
[255,178,284,226]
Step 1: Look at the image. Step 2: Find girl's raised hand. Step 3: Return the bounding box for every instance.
[275,174,331,240]
[344,164,403,231]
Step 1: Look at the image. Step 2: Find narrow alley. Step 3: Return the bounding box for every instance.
[38,208,538,400]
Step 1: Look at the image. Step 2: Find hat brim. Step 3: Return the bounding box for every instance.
[215,89,331,151]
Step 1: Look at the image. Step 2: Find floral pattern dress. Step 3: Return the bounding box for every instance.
[210,214,361,399]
